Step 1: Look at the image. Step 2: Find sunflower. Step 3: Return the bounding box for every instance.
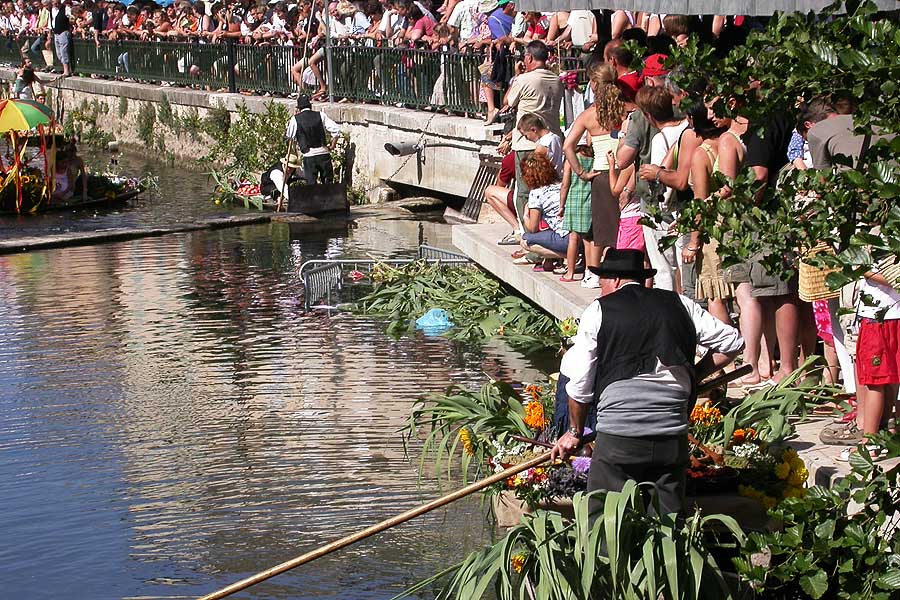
[459,426,475,456]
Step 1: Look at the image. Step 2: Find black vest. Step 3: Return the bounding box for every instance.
[293,110,327,154]
[592,285,698,401]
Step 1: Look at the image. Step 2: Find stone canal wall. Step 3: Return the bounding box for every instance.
[0,69,497,200]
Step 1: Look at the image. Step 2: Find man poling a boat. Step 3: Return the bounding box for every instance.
[551,248,745,517]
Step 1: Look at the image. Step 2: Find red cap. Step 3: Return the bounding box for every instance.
[616,71,643,102]
[642,53,669,78]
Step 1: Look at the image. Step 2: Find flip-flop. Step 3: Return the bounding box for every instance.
[559,275,578,282]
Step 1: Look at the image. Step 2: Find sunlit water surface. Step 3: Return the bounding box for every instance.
[0,213,545,599]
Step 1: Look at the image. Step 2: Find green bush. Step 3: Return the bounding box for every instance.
[136,102,156,147]
[203,102,289,174]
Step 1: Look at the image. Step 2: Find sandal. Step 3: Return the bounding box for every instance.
[559,274,578,282]
[553,264,568,275]
[511,249,528,259]
[818,421,864,446]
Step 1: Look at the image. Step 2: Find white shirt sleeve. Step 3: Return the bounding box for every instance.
[560,301,602,404]
[447,2,465,28]
[679,295,744,356]
[285,117,296,140]
[321,112,341,137]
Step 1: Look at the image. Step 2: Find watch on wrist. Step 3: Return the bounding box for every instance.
[567,426,583,439]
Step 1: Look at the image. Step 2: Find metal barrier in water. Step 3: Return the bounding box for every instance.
[299,245,470,310]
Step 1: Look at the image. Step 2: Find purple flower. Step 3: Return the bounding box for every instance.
[572,457,591,474]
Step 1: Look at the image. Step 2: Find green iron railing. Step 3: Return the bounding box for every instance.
[0,36,587,120]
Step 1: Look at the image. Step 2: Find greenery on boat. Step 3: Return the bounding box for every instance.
[395,438,900,600]
[394,484,745,600]
[356,261,561,350]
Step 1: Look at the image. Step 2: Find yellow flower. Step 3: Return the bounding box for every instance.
[787,467,809,487]
[459,427,475,456]
[783,485,806,499]
[523,401,548,430]
[774,461,791,480]
[762,495,778,510]
[783,448,799,462]
[789,457,805,472]
[511,553,526,573]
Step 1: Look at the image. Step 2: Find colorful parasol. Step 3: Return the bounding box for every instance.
[0,99,53,132]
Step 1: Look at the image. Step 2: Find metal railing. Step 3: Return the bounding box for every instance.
[0,35,586,119]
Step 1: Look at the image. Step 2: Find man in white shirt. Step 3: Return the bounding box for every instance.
[284,95,342,186]
[552,249,743,516]
[446,0,475,40]
[634,84,689,292]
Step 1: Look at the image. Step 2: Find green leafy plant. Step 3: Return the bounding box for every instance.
[117,95,128,118]
[204,102,290,175]
[736,432,900,599]
[669,0,900,287]
[157,95,175,129]
[136,101,156,147]
[713,357,842,448]
[405,379,535,483]
[396,484,745,600]
[356,261,558,349]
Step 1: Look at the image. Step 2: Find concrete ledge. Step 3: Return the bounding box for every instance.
[452,223,597,321]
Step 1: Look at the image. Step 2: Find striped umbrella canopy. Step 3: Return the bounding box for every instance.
[516,0,899,15]
[0,99,53,133]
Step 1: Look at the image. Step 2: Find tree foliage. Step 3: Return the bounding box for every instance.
[671,1,899,284]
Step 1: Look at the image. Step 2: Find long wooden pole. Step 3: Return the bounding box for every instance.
[198,364,754,600]
[197,452,551,600]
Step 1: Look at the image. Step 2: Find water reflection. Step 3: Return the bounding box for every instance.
[0,220,543,600]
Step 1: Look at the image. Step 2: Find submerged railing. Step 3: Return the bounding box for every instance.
[299,244,471,310]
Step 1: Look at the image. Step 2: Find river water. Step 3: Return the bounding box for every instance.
[0,170,548,599]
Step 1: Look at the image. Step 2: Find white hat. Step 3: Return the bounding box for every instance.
[477,0,498,13]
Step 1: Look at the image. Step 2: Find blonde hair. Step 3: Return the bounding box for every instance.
[589,63,627,132]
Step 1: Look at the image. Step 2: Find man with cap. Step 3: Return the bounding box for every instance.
[284,95,342,186]
[551,249,744,516]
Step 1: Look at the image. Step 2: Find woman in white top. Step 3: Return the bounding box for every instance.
[563,63,627,285]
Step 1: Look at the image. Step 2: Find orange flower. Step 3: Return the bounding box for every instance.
[690,404,722,426]
[523,401,548,430]
[524,384,543,403]
[732,427,757,444]
[511,554,526,573]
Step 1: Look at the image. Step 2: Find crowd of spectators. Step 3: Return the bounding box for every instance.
[482,28,898,458]
[1,1,749,108]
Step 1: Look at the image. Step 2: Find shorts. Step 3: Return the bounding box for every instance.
[616,216,645,252]
[54,31,71,66]
[856,318,900,386]
[749,257,797,298]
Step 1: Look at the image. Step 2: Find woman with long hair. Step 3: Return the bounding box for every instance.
[562,62,628,288]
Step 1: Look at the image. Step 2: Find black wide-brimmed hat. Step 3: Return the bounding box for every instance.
[588,249,657,280]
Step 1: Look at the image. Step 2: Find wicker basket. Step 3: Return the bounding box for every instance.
[799,242,840,302]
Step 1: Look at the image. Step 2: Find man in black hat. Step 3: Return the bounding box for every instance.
[551,249,744,516]
[284,95,342,185]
